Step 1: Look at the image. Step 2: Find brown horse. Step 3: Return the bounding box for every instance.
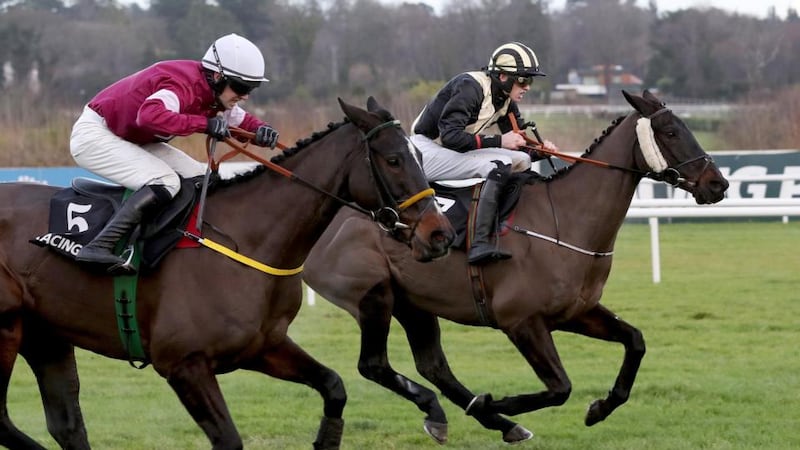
[0,97,454,449]
[304,90,729,444]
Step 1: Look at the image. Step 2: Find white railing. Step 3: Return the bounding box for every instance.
[628,176,800,284]
[628,198,800,220]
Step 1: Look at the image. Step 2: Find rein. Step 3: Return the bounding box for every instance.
[183,121,434,276]
[183,120,435,276]
[505,108,713,258]
[509,111,710,187]
[219,124,433,230]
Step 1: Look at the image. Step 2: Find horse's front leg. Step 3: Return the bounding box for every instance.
[557,304,646,426]
[0,313,54,450]
[21,330,90,450]
[164,352,243,450]
[242,336,346,450]
[355,283,449,444]
[392,300,532,444]
[468,315,572,417]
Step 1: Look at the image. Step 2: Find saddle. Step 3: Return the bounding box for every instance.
[432,171,543,249]
[31,176,203,272]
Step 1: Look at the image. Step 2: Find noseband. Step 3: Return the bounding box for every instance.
[647,154,713,187]
[637,107,714,188]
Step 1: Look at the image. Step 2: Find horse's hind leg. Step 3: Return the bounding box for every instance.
[0,312,49,449]
[467,315,573,417]
[557,304,645,426]
[243,337,346,450]
[22,331,90,449]
[164,352,242,450]
[355,283,449,444]
[393,300,532,444]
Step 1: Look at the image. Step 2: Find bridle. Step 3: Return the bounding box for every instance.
[505,106,715,259]
[359,119,436,233]
[214,121,434,234]
[647,153,713,188]
[511,110,714,187]
[631,107,714,188]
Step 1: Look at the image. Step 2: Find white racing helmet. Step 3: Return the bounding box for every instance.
[201,33,269,84]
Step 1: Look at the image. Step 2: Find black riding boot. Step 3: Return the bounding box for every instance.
[467,166,511,265]
[76,185,171,267]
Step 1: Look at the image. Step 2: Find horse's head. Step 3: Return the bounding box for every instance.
[338,97,454,261]
[623,90,729,204]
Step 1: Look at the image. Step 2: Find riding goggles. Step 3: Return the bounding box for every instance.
[227,77,260,96]
[515,76,534,87]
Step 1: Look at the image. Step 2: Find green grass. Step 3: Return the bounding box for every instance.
[8,221,800,449]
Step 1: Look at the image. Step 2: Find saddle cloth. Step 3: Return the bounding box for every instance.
[432,171,542,249]
[30,176,202,271]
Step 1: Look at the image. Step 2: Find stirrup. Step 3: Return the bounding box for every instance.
[467,243,511,265]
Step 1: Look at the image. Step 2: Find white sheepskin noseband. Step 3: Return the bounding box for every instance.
[635,116,668,172]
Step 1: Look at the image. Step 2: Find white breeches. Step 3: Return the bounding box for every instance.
[70,106,206,197]
[410,134,531,182]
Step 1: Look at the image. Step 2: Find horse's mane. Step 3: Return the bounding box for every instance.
[271,119,349,164]
[535,114,628,184]
[212,119,350,189]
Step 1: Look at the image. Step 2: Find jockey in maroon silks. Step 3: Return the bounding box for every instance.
[70,33,280,267]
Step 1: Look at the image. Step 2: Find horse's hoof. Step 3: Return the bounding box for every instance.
[584,399,606,427]
[423,420,448,445]
[465,393,493,416]
[502,424,533,444]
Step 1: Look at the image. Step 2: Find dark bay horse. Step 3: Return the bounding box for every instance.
[304,91,729,444]
[0,97,454,449]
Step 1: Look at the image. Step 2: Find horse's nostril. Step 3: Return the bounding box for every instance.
[711,178,729,194]
[432,230,449,244]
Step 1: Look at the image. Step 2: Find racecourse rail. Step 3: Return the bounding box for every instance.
[630,174,799,283]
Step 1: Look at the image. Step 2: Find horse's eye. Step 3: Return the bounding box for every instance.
[387,157,400,167]
[662,128,677,138]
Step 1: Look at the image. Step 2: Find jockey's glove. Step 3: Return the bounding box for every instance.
[206,116,231,140]
[255,125,280,149]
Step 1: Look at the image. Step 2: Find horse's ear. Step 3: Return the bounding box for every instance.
[337,97,351,114]
[367,96,380,112]
[338,96,371,129]
[642,89,661,103]
[366,96,394,121]
[642,89,668,109]
[622,90,635,105]
[623,89,658,116]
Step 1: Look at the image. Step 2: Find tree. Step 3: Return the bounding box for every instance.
[282,0,323,82]
[171,3,241,60]
[149,0,202,23]
[217,0,277,41]
[552,0,651,101]
[0,0,64,12]
[647,9,726,98]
